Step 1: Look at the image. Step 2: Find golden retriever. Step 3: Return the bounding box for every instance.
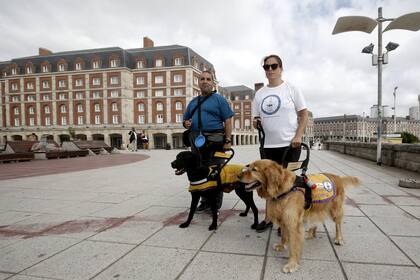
[238,159,360,273]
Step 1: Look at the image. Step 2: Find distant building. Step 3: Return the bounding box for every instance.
[0,37,256,148]
[409,106,419,120]
[370,105,391,118]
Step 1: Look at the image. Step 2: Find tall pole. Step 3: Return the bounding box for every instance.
[363,111,366,142]
[377,7,383,165]
[393,87,397,132]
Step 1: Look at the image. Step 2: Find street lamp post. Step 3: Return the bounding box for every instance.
[332,7,420,165]
[393,86,398,132]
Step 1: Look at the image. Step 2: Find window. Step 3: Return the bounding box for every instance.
[42,65,49,73]
[136,60,144,69]
[110,59,118,68]
[94,104,101,112]
[27,95,35,101]
[234,105,240,110]
[245,119,251,129]
[77,104,83,112]
[45,117,51,126]
[11,83,18,91]
[42,81,50,89]
[61,116,67,125]
[14,118,20,126]
[245,105,250,109]
[75,62,82,70]
[60,105,67,113]
[112,102,118,112]
[78,116,84,125]
[27,82,34,90]
[110,90,119,98]
[92,91,100,99]
[155,59,163,67]
[156,102,163,111]
[136,77,145,85]
[156,114,163,124]
[28,106,35,114]
[12,96,20,102]
[245,95,250,100]
[174,57,182,66]
[136,91,145,98]
[175,101,182,110]
[58,64,65,72]
[174,89,183,96]
[76,92,84,99]
[193,77,199,85]
[75,79,83,87]
[235,119,240,129]
[110,76,119,85]
[155,89,164,97]
[138,103,144,111]
[92,61,99,69]
[14,107,20,114]
[92,78,101,86]
[235,96,239,100]
[58,80,66,88]
[29,117,35,126]
[95,115,101,124]
[44,106,50,114]
[43,95,50,101]
[59,93,66,100]
[176,114,183,123]
[173,74,183,83]
[154,75,163,84]
[26,66,32,74]
[138,115,145,124]
[112,115,119,124]
[11,68,17,75]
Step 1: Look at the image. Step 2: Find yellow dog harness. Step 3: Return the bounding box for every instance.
[189,164,243,193]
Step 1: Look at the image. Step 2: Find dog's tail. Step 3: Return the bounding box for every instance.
[340,176,361,189]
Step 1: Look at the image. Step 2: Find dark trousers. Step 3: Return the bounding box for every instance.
[263,146,301,166]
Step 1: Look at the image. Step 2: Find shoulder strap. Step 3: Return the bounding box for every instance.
[190,93,212,118]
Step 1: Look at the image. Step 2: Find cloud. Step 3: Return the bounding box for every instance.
[1,0,419,118]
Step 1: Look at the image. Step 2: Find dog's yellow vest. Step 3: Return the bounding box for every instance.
[189,164,243,193]
[307,174,336,203]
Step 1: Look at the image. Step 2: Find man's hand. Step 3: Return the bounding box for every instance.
[223,143,232,150]
[183,119,192,129]
[291,135,302,148]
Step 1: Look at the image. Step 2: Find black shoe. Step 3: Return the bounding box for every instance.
[196,203,210,213]
[255,221,273,233]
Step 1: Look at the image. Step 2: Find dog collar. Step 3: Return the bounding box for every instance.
[272,186,303,201]
[190,178,208,185]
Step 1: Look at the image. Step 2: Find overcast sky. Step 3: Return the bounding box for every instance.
[1,0,419,118]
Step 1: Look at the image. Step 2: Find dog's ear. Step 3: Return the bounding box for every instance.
[261,161,295,198]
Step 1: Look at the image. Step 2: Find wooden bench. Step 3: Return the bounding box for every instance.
[73,140,113,155]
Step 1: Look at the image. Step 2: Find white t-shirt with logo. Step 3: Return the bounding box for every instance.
[252,81,307,148]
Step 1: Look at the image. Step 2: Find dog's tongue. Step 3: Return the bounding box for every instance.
[175,169,185,175]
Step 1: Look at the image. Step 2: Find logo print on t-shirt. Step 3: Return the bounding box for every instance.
[261,95,281,115]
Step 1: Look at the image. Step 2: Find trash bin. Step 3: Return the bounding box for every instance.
[165,143,171,150]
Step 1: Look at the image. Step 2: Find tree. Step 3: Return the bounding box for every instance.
[399,132,419,143]
[68,127,76,140]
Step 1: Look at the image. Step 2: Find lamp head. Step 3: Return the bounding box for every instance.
[361,43,374,54]
[386,42,399,52]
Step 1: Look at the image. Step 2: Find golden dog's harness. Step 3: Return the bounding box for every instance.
[189,164,243,193]
[272,174,336,210]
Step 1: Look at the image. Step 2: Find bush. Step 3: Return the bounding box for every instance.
[399,132,419,143]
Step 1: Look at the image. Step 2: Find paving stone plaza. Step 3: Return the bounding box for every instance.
[0,146,419,280]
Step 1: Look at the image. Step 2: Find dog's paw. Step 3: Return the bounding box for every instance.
[208,223,217,231]
[273,243,285,252]
[239,212,247,217]
[282,262,299,274]
[334,238,344,246]
[179,222,190,228]
[251,223,258,230]
[305,232,316,240]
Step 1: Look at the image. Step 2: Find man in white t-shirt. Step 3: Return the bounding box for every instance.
[252,54,308,233]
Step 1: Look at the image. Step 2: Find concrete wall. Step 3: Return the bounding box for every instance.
[325,141,420,173]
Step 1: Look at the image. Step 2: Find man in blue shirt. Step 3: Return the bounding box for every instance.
[183,70,234,211]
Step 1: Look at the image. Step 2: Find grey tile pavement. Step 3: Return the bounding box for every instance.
[0,146,419,279]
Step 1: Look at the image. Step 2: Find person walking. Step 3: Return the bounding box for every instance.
[252,54,308,233]
[128,128,137,152]
[183,70,234,212]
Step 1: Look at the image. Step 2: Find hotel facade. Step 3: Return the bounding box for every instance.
[0,38,257,149]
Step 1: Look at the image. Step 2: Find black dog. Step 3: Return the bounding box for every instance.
[171,151,258,230]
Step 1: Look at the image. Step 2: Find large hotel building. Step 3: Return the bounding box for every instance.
[0,37,257,149]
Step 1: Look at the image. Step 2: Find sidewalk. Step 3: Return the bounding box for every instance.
[0,146,419,279]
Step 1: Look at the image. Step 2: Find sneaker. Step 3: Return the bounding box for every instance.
[196,203,210,213]
[255,221,273,233]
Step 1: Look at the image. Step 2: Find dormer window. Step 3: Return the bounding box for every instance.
[92,61,100,69]
[174,57,182,66]
[136,60,144,69]
[26,66,33,74]
[42,65,49,73]
[11,68,17,75]
[75,62,82,71]
[58,64,65,72]
[110,59,118,68]
[155,59,163,67]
